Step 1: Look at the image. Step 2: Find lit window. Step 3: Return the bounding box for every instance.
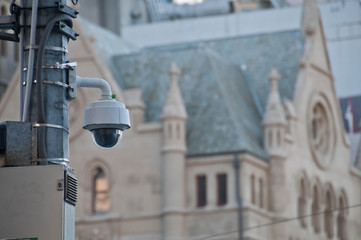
[196,175,207,207]
[92,167,110,214]
[217,174,227,206]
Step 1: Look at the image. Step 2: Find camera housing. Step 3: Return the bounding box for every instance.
[83,99,130,149]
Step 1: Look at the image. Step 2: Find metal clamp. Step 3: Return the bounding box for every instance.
[32,158,70,167]
[36,158,70,163]
[56,2,79,18]
[42,61,77,70]
[58,21,78,40]
[24,45,68,54]
[33,123,69,134]
[43,80,70,89]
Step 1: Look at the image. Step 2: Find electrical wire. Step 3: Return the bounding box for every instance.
[9,0,16,14]
[191,203,361,240]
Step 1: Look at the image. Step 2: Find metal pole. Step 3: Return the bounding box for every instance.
[234,152,243,240]
[21,0,77,166]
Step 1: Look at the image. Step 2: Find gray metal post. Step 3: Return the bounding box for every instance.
[234,153,243,240]
[21,0,77,165]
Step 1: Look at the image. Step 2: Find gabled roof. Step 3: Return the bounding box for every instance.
[112,30,304,159]
[78,17,139,65]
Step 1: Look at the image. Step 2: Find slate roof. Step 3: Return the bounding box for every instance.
[78,18,139,65]
[112,30,304,159]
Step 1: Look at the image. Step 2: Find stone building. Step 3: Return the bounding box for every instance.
[0,1,18,97]
[0,0,361,240]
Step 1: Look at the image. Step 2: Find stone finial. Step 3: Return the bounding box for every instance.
[170,62,180,76]
[301,0,319,37]
[162,63,187,120]
[263,68,286,126]
[269,68,280,92]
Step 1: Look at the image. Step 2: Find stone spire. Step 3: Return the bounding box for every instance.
[162,63,187,120]
[263,68,286,126]
[263,69,288,223]
[161,63,187,240]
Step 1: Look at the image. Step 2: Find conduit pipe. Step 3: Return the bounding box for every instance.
[22,0,38,122]
[76,77,112,99]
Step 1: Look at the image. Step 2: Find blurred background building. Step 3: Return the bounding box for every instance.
[0,0,361,239]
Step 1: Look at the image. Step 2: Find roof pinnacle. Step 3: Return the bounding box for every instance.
[263,68,286,126]
[162,63,187,120]
[269,68,280,93]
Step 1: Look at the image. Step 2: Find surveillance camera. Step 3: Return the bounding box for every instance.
[83,99,130,149]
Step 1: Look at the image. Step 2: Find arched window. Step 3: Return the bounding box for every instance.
[259,178,263,209]
[251,174,256,205]
[92,167,110,214]
[298,179,307,228]
[337,194,347,240]
[312,185,321,233]
[325,190,334,238]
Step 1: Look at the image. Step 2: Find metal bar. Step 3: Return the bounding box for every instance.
[19,0,24,121]
[22,0,39,122]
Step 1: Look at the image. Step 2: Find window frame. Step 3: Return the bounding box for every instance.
[196,175,207,208]
[216,173,228,206]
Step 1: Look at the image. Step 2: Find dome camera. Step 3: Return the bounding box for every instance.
[83,99,130,149]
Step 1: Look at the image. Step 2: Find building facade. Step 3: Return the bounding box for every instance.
[0,0,361,240]
[0,0,19,97]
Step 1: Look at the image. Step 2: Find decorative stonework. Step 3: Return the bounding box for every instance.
[308,93,335,169]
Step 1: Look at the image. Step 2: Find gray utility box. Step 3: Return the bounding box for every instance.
[0,121,33,166]
[0,165,77,240]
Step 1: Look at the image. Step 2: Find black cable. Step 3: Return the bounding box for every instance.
[35,14,73,160]
[35,14,72,123]
[9,0,16,14]
[192,203,361,240]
